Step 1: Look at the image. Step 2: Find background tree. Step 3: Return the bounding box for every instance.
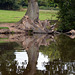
[54,0,75,32]
[0,0,57,10]
[0,0,21,10]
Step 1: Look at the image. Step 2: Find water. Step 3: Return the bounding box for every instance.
[0,34,75,75]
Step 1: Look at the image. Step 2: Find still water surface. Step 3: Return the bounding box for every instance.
[0,34,75,75]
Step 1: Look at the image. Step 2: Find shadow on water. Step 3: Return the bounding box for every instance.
[0,34,75,75]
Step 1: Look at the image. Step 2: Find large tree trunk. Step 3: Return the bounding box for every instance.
[12,0,51,33]
[26,0,39,22]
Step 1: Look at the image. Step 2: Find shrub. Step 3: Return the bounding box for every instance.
[13,4,21,10]
[39,6,47,10]
[56,0,75,32]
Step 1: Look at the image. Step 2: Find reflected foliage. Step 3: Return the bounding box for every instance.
[0,42,21,51]
[39,42,60,61]
[56,34,75,61]
[0,42,21,75]
[45,59,75,75]
[40,34,75,75]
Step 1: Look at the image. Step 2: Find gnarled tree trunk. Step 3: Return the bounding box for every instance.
[26,0,39,21]
[26,0,39,22]
[18,0,39,24]
[6,0,51,33]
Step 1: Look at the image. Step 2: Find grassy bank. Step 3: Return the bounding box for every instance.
[0,10,58,23]
[0,27,9,29]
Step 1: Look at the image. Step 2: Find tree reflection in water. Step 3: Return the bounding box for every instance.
[0,34,75,75]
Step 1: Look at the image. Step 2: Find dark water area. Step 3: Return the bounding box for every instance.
[0,34,75,75]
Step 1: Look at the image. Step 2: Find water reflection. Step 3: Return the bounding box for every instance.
[14,51,28,69]
[37,52,49,71]
[0,34,75,75]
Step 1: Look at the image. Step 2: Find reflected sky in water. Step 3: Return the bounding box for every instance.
[14,51,28,69]
[14,51,49,71]
[0,34,75,75]
[37,52,49,71]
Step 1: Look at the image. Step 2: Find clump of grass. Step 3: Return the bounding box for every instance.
[0,27,9,29]
[0,38,8,39]
[11,31,15,34]
[46,26,50,29]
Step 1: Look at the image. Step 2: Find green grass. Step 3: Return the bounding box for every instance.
[0,27,9,29]
[0,41,8,43]
[0,38,8,39]
[39,10,58,20]
[0,10,58,23]
[0,38,8,43]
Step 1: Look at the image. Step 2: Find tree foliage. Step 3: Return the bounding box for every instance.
[0,0,57,10]
[55,0,75,32]
[0,0,28,10]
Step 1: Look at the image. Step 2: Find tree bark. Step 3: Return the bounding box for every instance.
[26,0,39,22]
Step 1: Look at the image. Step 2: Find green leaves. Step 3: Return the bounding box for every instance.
[57,0,75,32]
